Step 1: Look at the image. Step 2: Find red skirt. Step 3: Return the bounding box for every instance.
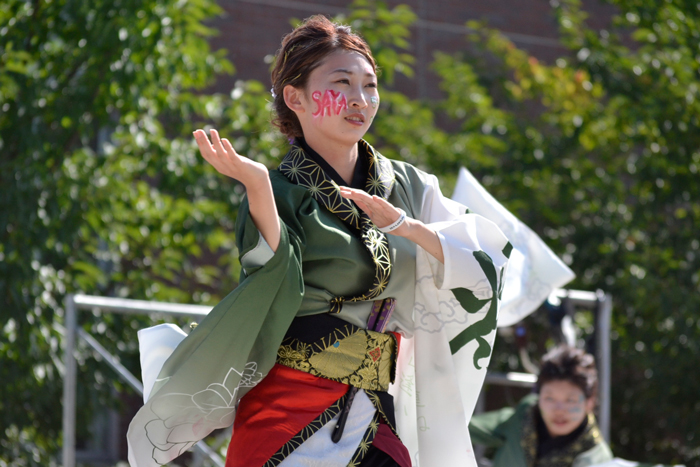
[225,363,411,467]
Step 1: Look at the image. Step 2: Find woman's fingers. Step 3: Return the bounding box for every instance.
[339,186,370,202]
[209,129,227,156]
[193,130,221,169]
[193,128,271,189]
[193,129,239,171]
[340,187,377,214]
[339,186,401,228]
[211,131,245,170]
[221,138,239,159]
[193,129,214,156]
[194,128,226,174]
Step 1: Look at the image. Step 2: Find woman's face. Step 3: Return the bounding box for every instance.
[538,380,594,437]
[288,49,379,147]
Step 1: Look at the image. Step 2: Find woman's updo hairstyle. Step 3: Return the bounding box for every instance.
[536,345,598,399]
[270,15,376,140]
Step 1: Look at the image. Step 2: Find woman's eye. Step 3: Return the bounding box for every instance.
[336,79,350,84]
[366,82,377,88]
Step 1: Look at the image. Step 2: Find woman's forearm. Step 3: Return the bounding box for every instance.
[400,217,444,264]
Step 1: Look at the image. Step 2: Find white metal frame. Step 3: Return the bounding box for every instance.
[61,294,222,467]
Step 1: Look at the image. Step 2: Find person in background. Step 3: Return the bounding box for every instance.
[469,345,614,467]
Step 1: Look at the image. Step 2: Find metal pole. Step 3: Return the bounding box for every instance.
[78,328,144,395]
[73,293,211,318]
[552,288,598,308]
[596,289,612,443]
[59,294,224,465]
[62,294,77,467]
[484,371,537,388]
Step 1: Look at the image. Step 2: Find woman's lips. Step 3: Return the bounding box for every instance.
[345,113,365,125]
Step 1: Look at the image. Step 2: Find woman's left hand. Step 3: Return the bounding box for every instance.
[338,186,407,236]
[339,186,444,263]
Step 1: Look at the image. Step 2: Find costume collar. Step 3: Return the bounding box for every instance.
[297,138,368,190]
[280,139,395,231]
[535,407,588,458]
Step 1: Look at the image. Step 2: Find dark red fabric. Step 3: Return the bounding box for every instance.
[225,363,348,467]
[388,331,401,354]
[371,420,412,467]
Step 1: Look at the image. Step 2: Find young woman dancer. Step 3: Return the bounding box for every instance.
[128,15,511,467]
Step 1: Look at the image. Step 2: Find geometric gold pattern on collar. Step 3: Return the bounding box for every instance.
[279,140,396,310]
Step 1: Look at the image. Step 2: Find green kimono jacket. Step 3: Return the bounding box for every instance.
[469,394,613,467]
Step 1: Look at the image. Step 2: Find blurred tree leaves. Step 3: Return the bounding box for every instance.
[549,1,699,462]
[340,0,417,84]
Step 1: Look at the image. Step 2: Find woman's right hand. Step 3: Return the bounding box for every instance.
[193,128,269,189]
[193,128,281,252]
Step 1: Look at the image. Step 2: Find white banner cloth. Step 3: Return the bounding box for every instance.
[451,167,575,327]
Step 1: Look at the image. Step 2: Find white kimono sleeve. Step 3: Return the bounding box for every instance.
[390,173,511,467]
[240,231,275,273]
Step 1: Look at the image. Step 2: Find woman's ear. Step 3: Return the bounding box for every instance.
[283,85,306,114]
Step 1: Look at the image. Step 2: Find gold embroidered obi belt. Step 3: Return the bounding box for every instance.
[276,314,398,392]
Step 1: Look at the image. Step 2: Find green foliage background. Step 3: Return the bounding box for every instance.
[1,0,698,464]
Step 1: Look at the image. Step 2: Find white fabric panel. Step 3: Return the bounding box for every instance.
[435,216,510,294]
[413,248,475,467]
[452,324,497,423]
[451,166,575,327]
[390,173,509,467]
[278,390,376,467]
[389,335,419,466]
[138,324,187,403]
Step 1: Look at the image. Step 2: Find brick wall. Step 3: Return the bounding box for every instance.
[207,0,615,97]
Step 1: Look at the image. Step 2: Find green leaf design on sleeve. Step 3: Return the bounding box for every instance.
[502,242,513,259]
[449,251,499,369]
[451,287,490,314]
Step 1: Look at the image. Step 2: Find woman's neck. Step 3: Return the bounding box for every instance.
[302,135,358,185]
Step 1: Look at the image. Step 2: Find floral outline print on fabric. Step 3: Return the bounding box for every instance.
[144,362,264,464]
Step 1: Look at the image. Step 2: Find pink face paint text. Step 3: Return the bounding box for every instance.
[312,90,348,118]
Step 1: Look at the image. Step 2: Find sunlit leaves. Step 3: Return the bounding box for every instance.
[0,0,237,463]
[339,0,417,84]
